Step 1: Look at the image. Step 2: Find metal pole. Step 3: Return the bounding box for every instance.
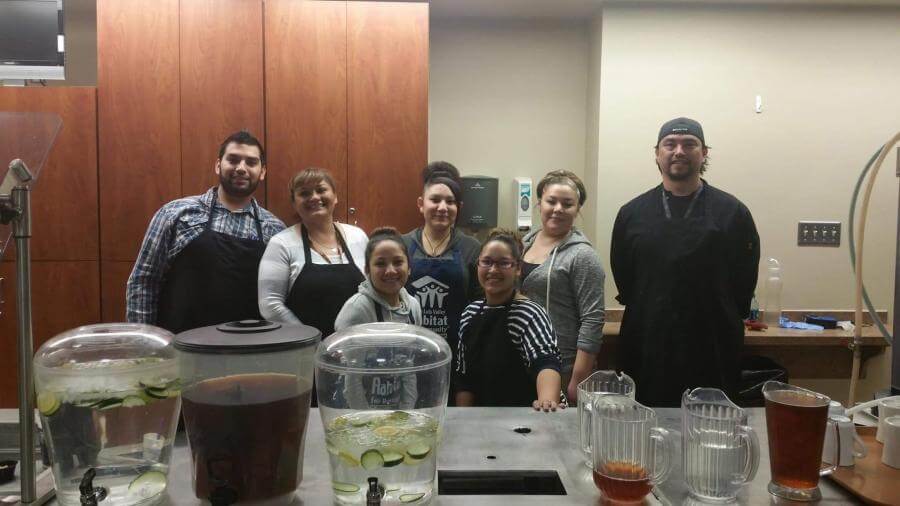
[13,185,36,503]
[893,151,900,395]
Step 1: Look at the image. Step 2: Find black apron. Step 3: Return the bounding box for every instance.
[157,191,265,334]
[286,224,365,338]
[407,239,469,358]
[460,296,535,407]
[618,183,744,407]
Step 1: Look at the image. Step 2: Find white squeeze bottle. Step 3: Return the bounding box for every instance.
[763,258,783,326]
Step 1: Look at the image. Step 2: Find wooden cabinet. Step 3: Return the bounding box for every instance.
[180,0,266,204]
[98,0,181,263]
[0,87,98,261]
[265,0,349,224]
[266,0,428,231]
[347,2,428,233]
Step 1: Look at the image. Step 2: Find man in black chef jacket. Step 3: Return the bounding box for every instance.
[126,130,285,333]
[610,117,760,406]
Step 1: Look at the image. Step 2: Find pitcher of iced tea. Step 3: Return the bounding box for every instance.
[682,388,759,503]
[762,381,840,501]
[590,395,673,503]
[578,370,635,468]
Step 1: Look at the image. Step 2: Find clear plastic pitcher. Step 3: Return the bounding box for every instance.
[590,395,672,503]
[682,388,759,503]
[577,370,635,468]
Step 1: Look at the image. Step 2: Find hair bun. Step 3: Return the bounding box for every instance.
[370,226,400,238]
[422,161,461,184]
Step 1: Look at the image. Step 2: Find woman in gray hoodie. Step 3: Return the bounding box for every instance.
[335,228,423,409]
[335,227,423,329]
[521,171,606,402]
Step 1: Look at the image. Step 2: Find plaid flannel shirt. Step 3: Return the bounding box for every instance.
[126,187,285,324]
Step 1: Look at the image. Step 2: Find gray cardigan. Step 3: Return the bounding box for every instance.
[521,228,606,372]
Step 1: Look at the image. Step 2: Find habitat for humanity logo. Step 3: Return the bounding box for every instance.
[411,276,449,308]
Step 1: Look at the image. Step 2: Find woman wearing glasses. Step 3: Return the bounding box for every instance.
[521,170,606,402]
[455,230,563,411]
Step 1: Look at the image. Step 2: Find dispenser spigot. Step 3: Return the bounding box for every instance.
[79,468,108,505]
[366,476,384,505]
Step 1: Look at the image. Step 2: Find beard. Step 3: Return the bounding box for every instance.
[219,172,259,198]
[659,160,700,181]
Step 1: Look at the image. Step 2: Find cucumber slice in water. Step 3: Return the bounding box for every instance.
[400,493,426,503]
[360,449,384,470]
[384,484,401,492]
[122,396,146,407]
[382,451,404,467]
[37,392,60,416]
[332,482,360,494]
[128,471,167,497]
[94,398,124,410]
[406,444,431,460]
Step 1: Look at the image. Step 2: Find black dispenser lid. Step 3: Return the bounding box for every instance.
[174,320,321,355]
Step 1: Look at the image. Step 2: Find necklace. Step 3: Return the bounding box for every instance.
[423,228,451,256]
[303,224,343,264]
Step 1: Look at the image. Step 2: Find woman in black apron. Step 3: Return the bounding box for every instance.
[257,168,368,337]
[454,230,564,412]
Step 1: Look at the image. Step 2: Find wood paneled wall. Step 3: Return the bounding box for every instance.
[0,0,427,407]
[347,2,428,232]
[265,0,349,224]
[0,87,101,407]
[180,0,266,202]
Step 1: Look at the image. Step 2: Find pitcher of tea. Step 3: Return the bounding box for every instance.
[762,381,840,501]
[578,370,635,468]
[682,387,759,503]
[590,395,673,503]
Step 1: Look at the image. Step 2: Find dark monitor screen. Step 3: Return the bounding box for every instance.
[0,0,63,65]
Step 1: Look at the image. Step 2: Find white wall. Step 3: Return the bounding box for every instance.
[429,18,592,238]
[594,3,900,402]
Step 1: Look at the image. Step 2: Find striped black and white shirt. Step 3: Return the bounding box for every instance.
[456,298,561,377]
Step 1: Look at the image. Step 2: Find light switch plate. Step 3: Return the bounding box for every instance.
[798,221,841,246]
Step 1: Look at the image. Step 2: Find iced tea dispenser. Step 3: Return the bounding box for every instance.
[174,320,320,504]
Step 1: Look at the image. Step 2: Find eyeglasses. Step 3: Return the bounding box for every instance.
[478,258,517,270]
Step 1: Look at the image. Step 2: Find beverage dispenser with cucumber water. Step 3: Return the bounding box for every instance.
[315,323,451,505]
[33,324,182,506]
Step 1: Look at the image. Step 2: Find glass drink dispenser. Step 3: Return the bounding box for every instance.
[34,324,181,506]
[315,323,451,505]
[174,320,320,504]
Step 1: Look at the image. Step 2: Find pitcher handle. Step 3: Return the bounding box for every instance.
[820,417,840,476]
[852,428,868,459]
[735,424,760,484]
[649,427,673,485]
[580,402,592,456]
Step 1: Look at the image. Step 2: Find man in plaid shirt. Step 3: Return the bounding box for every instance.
[126,131,285,333]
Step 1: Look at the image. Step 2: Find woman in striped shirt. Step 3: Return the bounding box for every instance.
[455,229,564,411]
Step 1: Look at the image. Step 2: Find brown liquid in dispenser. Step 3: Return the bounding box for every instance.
[182,373,312,501]
[765,390,829,490]
[592,461,653,502]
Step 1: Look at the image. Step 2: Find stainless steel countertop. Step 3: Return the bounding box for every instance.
[31,407,860,505]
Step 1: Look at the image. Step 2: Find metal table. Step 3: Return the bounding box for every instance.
[33,407,859,505]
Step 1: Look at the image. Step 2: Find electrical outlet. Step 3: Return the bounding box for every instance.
[798,221,841,246]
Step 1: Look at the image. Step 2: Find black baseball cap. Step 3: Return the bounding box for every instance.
[657,117,705,146]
